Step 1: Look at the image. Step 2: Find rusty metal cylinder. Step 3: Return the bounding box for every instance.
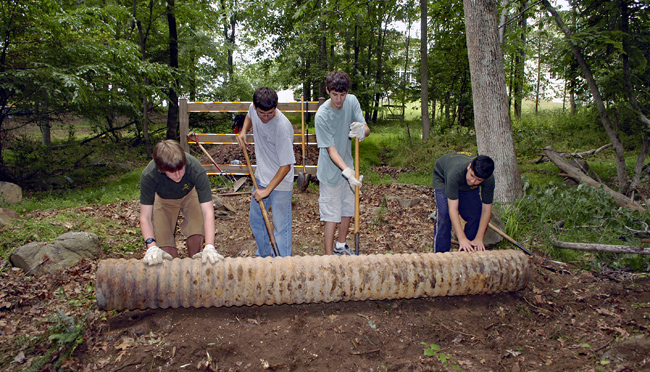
[96,250,529,311]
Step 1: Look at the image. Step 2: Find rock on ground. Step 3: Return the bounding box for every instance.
[0,182,22,204]
[10,232,100,276]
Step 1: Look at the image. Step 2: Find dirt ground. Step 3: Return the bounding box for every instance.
[2,180,650,372]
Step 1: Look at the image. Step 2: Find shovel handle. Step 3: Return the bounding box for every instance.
[237,136,281,257]
[188,133,223,172]
[488,222,534,256]
[300,95,307,174]
[354,137,360,254]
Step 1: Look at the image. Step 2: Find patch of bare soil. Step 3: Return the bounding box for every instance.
[2,182,650,372]
[196,144,320,169]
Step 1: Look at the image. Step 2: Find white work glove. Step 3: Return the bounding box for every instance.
[142,246,173,266]
[342,167,363,188]
[349,122,366,141]
[193,244,224,264]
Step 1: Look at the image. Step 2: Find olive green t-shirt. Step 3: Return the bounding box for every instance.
[432,152,495,204]
[139,153,212,205]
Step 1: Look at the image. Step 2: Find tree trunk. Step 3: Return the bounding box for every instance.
[550,235,650,255]
[444,93,450,122]
[319,35,327,98]
[37,100,51,146]
[166,0,179,140]
[463,0,522,203]
[421,0,430,139]
[220,0,236,82]
[620,0,650,191]
[353,22,359,92]
[431,99,436,132]
[372,17,388,124]
[534,29,541,115]
[228,15,235,79]
[401,16,412,118]
[498,0,510,44]
[543,147,643,211]
[630,132,649,192]
[507,55,513,115]
[135,0,152,156]
[513,1,527,119]
[562,79,566,114]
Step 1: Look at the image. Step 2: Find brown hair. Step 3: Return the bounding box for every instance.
[326,71,351,93]
[253,87,278,111]
[153,140,186,173]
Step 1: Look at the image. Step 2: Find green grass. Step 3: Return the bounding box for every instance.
[6,167,143,213]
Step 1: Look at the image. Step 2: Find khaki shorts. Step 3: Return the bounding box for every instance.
[319,182,355,223]
[153,188,204,248]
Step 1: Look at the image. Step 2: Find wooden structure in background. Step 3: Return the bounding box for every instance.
[179,98,325,176]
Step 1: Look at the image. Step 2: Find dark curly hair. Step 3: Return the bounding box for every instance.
[470,155,494,179]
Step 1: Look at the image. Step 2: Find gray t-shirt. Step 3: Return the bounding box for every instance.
[248,104,296,191]
[315,94,365,186]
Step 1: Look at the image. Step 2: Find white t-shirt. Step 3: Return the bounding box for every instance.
[248,104,296,191]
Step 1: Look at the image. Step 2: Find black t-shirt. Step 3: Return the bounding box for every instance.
[432,152,495,204]
[139,153,212,205]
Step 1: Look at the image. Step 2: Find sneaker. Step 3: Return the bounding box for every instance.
[333,243,353,255]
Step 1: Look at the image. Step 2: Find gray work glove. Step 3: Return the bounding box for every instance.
[349,122,366,141]
[193,244,225,264]
[342,167,363,188]
[142,246,173,266]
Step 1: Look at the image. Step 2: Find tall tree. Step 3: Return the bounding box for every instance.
[421,0,430,139]
[463,0,522,203]
[133,0,154,155]
[166,0,179,140]
[513,0,527,119]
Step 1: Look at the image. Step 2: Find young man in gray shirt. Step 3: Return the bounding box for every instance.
[315,71,370,255]
[238,87,296,257]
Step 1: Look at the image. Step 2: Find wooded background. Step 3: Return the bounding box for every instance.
[1,0,648,203]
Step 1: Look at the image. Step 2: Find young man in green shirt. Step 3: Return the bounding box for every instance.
[432,152,495,253]
[139,139,224,265]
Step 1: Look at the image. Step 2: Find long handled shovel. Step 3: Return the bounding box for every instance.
[297,95,310,191]
[488,222,534,256]
[188,133,234,185]
[236,137,281,257]
[354,138,361,255]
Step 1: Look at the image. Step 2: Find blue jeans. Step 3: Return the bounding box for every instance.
[250,180,293,257]
[433,188,483,253]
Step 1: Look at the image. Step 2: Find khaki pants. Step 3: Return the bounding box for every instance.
[152,188,204,248]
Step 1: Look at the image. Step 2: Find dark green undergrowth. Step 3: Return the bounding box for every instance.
[498,180,650,271]
[1,136,152,192]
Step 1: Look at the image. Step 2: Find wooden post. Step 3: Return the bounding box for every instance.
[179,98,189,152]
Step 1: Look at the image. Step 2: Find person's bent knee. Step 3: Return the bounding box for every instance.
[187,234,203,258]
[160,246,179,258]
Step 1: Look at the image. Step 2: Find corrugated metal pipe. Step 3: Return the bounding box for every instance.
[96,250,529,311]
